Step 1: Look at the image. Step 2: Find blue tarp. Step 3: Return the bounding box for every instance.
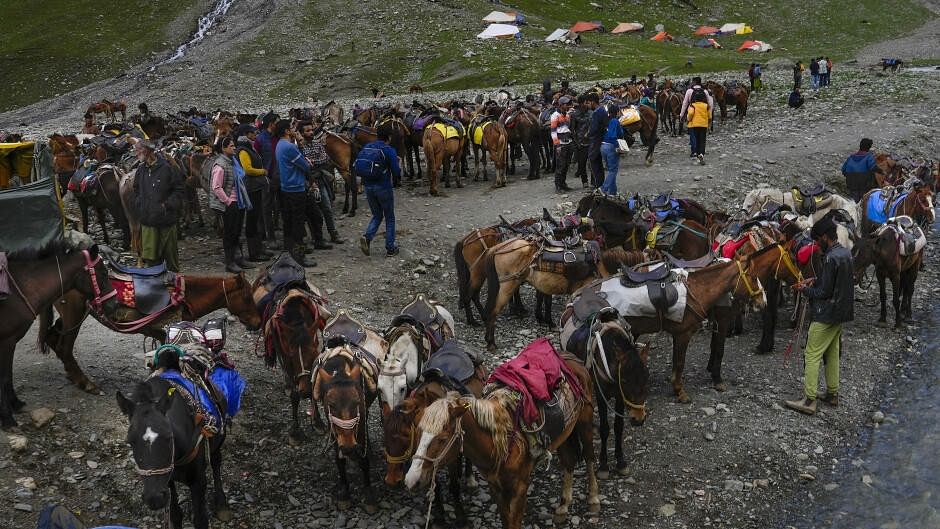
[866,190,907,225]
[159,366,246,421]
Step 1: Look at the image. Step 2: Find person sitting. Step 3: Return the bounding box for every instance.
[639,88,656,110]
[81,113,99,135]
[788,88,805,109]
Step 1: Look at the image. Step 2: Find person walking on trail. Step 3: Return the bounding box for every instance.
[841,138,884,202]
[254,112,280,241]
[684,87,711,165]
[586,92,607,189]
[599,106,625,196]
[299,121,345,245]
[809,57,820,90]
[569,94,592,188]
[679,77,714,159]
[551,96,574,193]
[818,57,829,87]
[355,129,401,257]
[784,214,854,415]
[788,87,805,109]
[133,140,185,272]
[753,63,762,91]
[274,119,317,268]
[825,57,833,85]
[209,137,255,273]
[793,61,803,90]
[235,124,273,262]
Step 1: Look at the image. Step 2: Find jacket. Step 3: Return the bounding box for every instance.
[569,107,592,146]
[809,61,820,74]
[588,106,609,142]
[842,151,878,191]
[356,140,400,189]
[236,137,267,193]
[803,242,854,324]
[679,86,714,119]
[134,155,185,228]
[601,117,624,144]
[209,154,235,213]
[550,110,572,145]
[687,101,710,128]
[276,139,310,193]
[254,130,279,186]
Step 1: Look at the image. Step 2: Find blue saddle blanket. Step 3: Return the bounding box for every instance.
[652,198,682,222]
[159,367,246,421]
[866,190,906,225]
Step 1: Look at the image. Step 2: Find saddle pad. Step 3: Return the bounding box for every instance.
[619,107,641,126]
[422,339,478,386]
[209,365,247,417]
[599,272,688,323]
[413,115,434,131]
[866,190,906,225]
[882,220,927,256]
[111,278,136,308]
[159,370,223,424]
[432,122,461,140]
[472,121,489,146]
[718,235,752,259]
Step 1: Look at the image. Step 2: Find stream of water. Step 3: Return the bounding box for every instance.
[154,0,236,67]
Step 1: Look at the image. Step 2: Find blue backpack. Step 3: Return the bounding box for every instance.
[354,145,388,183]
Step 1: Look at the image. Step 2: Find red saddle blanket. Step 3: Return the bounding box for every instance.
[797,242,818,266]
[488,337,583,424]
[712,235,751,259]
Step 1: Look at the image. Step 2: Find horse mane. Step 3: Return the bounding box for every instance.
[419,392,461,435]
[603,327,647,395]
[472,388,515,459]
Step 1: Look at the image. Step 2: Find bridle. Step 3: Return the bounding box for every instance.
[385,421,417,465]
[732,259,765,303]
[587,320,647,415]
[773,243,804,283]
[84,249,117,314]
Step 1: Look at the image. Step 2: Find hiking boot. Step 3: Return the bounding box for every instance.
[359,236,371,256]
[292,247,317,268]
[819,393,839,407]
[783,397,817,415]
[223,247,243,274]
[246,238,270,262]
[313,240,333,250]
[235,248,256,269]
[386,247,400,257]
[329,232,346,244]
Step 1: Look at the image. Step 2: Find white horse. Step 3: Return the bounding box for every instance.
[377,298,456,416]
[742,186,861,247]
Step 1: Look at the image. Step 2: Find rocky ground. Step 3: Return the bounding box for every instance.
[1,60,938,529]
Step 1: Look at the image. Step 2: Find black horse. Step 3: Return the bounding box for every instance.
[117,353,231,529]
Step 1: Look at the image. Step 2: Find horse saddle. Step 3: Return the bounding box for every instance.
[107,259,177,315]
[572,284,611,322]
[323,310,369,347]
[650,194,682,223]
[399,293,443,331]
[526,375,580,451]
[431,122,462,140]
[620,263,680,314]
[791,185,832,215]
[646,222,682,251]
[500,109,522,129]
[886,216,926,256]
[540,239,599,265]
[421,339,482,394]
[665,252,715,270]
[68,162,98,193]
[263,253,306,292]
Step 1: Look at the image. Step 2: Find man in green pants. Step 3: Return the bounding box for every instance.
[133,140,185,271]
[785,214,854,415]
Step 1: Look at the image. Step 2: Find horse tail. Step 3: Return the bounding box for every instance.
[454,239,471,309]
[483,249,501,323]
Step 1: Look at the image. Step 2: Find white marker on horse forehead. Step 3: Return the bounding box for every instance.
[142,426,159,446]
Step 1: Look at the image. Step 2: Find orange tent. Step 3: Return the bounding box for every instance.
[569,21,604,33]
[650,31,673,42]
[694,25,719,36]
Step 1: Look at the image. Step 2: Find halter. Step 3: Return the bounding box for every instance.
[733,259,764,302]
[385,421,417,464]
[82,249,117,314]
[134,439,175,477]
[589,323,646,415]
[773,243,804,283]
[381,323,429,378]
[413,415,465,467]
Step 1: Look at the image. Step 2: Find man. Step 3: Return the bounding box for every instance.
[355,129,401,257]
[785,214,854,415]
[842,138,883,201]
[646,73,657,93]
[299,121,345,245]
[818,57,829,87]
[788,88,805,109]
[793,61,803,90]
[679,77,714,158]
[254,112,280,241]
[825,57,833,85]
[235,124,272,261]
[132,140,185,271]
[550,96,574,193]
[137,103,153,126]
[809,57,820,90]
[569,95,592,188]
[684,86,711,165]
[274,119,316,267]
[748,63,757,91]
[81,113,99,135]
[586,92,607,189]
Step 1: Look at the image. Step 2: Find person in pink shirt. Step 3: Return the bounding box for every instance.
[209,137,255,272]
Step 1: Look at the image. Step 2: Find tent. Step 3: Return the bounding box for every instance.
[482,11,526,25]
[694,38,721,48]
[735,25,753,34]
[719,23,744,34]
[611,22,644,34]
[477,24,521,39]
[569,21,604,33]
[694,25,720,36]
[737,40,772,52]
[546,28,577,42]
[650,31,673,42]
[0,142,44,189]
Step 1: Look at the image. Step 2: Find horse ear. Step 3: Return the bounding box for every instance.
[313,369,331,402]
[637,342,650,365]
[449,400,469,419]
[116,391,135,417]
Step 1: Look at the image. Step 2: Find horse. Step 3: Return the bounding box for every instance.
[705,81,727,124]
[72,163,131,248]
[468,117,510,187]
[536,106,556,174]
[742,187,861,243]
[724,84,749,121]
[313,340,383,511]
[559,311,649,477]
[502,107,541,180]
[859,184,935,235]
[854,219,925,328]
[320,131,358,216]
[663,92,683,136]
[2,239,117,427]
[404,358,599,529]
[378,296,455,416]
[321,100,344,128]
[629,218,712,261]
[87,100,115,122]
[116,362,231,529]
[48,133,81,194]
[39,271,259,395]
[621,104,660,165]
[422,119,466,195]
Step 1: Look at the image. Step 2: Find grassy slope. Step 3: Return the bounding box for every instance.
[0,0,202,112]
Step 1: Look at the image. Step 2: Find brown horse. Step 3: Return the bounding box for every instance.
[423,121,466,195]
[405,358,599,529]
[724,84,749,121]
[874,153,903,187]
[212,113,236,145]
[854,222,924,328]
[860,184,935,234]
[502,107,541,180]
[75,163,131,248]
[322,131,358,216]
[39,272,260,395]
[469,118,510,187]
[3,241,117,427]
[704,81,727,124]
[621,104,660,165]
[664,91,683,136]
[49,133,81,193]
[87,100,115,122]
[631,218,712,260]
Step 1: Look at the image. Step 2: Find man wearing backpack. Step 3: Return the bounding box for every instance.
[679,77,713,158]
[355,130,401,257]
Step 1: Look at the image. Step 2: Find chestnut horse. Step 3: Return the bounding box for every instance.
[322,131,358,216]
[859,184,935,234]
[854,221,925,328]
[423,121,466,195]
[705,81,727,124]
[2,241,117,427]
[469,118,510,187]
[502,107,541,180]
[621,104,660,165]
[49,133,80,194]
[405,358,599,529]
[724,84,749,121]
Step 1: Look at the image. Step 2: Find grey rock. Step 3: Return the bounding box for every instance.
[724,479,745,492]
[872,411,885,423]
[14,503,33,512]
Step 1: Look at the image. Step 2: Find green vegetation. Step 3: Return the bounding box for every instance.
[0,0,202,112]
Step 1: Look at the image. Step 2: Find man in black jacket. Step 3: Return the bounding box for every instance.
[569,94,592,188]
[785,214,854,415]
[133,140,185,271]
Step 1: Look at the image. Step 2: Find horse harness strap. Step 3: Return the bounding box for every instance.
[385,422,417,464]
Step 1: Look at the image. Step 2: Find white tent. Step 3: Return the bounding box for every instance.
[477,24,521,39]
[719,23,745,34]
[545,28,570,42]
[482,11,521,24]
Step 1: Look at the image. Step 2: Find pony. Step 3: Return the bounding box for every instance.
[502,107,541,180]
[320,130,358,216]
[2,240,116,427]
[422,120,466,195]
[859,183,935,234]
[404,358,598,529]
[704,81,727,125]
[854,220,925,328]
[39,271,260,395]
[116,367,230,529]
[48,133,81,194]
[468,118,510,188]
[724,84,749,121]
[73,163,131,248]
[621,104,660,165]
[741,186,861,244]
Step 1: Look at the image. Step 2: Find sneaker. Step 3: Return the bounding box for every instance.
[697,154,705,165]
[313,241,333,250]
[386,247,400,257]
[783,397,817,415]
[359,236,370,256]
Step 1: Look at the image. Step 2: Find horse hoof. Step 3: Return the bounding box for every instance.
[597,469,610,480]
[616,465,630,476]
[713,382,729,393]
[676,392,691,404]
[486,344,497,354]
[645,159,653,166]
[552,513,569,525]
[215,507,233,522]
[288,432,304,447]
[465,475,479,489]
[589,502,601,514]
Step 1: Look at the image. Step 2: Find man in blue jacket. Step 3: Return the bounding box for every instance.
[356,130,401,257]
[585,93,607,189]
[253,112,280,240]
[274,119,316,267]
[841,138,883,201]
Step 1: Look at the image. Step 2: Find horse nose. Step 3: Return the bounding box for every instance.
[143,490,168,510]
[385,469,404,487]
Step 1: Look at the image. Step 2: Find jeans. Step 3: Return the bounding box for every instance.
[317,179,337,234]
[811,73,819,89]
[364,185,396,251]
[554,143,573,188]
[691,127,707,156]
[599,142,619,195]
[688,127,697,155]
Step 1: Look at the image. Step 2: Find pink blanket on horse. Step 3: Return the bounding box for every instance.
[488,337,583,424]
